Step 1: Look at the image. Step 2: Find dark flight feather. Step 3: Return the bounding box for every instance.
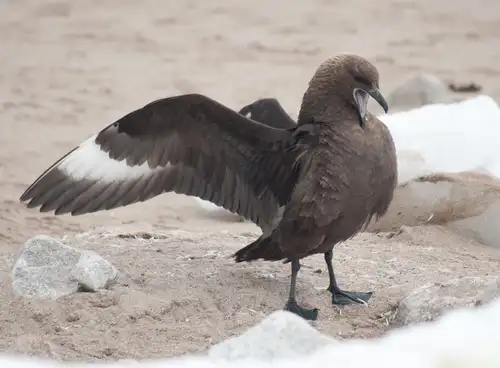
[20,94,304,231]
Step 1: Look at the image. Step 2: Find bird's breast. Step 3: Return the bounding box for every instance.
[298,124,392,213]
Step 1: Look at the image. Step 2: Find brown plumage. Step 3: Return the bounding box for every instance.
[233,55,397,319]
[19,53,397,321]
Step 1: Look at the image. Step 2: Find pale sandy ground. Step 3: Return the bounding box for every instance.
[2,0,500,362]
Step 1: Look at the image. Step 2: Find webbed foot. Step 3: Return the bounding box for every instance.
[327,285,373,306]
[284,298,319,321]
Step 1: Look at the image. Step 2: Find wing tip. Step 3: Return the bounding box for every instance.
[18,143,84,204]
[19,183,40,203]
[20,193,97,217]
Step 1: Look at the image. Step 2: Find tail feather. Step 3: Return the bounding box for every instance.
[233,235,285,262]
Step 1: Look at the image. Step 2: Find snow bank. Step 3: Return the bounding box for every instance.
[381,95,500,183]
[3,295,500,367]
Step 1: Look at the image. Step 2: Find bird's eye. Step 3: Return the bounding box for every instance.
[354,75,371,86]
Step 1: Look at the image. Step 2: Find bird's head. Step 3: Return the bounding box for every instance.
[299,53,388,127]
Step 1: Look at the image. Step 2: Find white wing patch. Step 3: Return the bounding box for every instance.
[57,135,166,182]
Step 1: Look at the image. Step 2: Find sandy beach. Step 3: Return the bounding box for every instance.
[2,0,500,362]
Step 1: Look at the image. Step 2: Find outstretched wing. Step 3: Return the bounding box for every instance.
[19,94,300,228]
[238,98,296,129]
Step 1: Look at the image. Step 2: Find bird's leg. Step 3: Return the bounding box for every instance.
[283,258,319,321]
[324,250,373,305]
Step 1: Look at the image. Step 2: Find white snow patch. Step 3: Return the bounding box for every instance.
[381,95,500,183]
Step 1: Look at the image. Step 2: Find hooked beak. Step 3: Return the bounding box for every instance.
[353,87,389,127]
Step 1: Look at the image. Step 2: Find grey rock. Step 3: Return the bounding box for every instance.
[208,310,336,361]
[384,73,452,112]
[11,235,118,299]
[393,276,500,326]
[70,251,118,291]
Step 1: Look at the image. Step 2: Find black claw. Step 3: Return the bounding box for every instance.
[284,299,319,321]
